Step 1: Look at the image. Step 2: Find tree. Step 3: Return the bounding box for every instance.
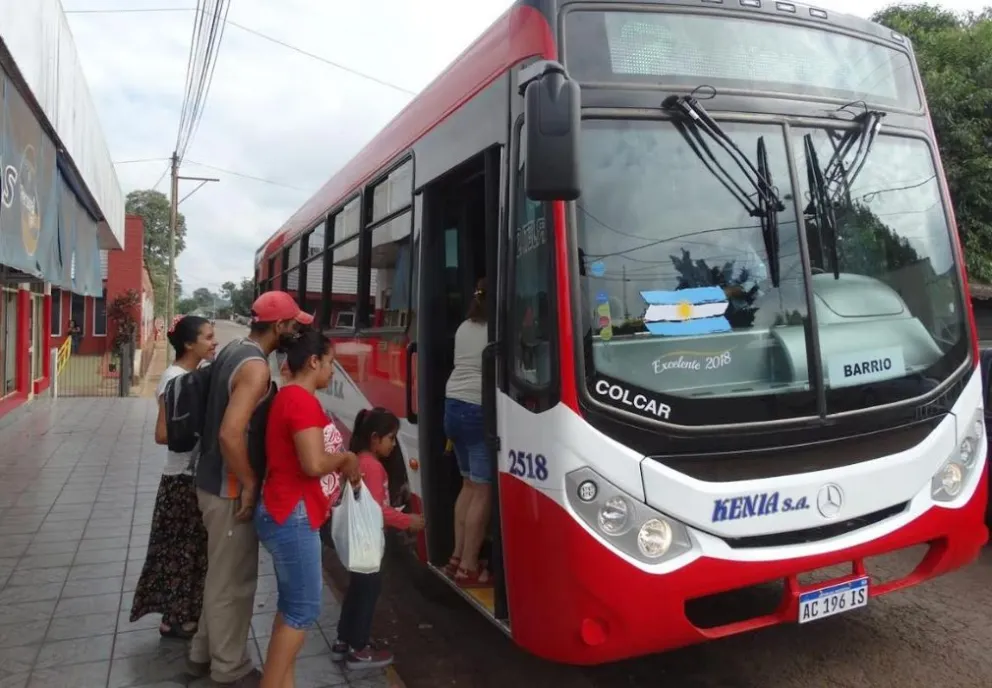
[192,287,215,310]
[126,189,187,268]
[873,5,992,281]
[125,189,187,317]
[176,298,199,315]
[224,278,255,316]
[668,248,760,328]
[107,289,141,355]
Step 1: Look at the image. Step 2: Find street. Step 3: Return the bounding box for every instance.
[212,319,249,349]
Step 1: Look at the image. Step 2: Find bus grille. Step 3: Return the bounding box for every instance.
[719,502,908,549]
[654,419,939,482]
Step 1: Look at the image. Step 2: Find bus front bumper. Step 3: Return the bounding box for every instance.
[499,464,988,666]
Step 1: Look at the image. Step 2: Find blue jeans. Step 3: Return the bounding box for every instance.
[444,398,489,484]
[254,500,322,630]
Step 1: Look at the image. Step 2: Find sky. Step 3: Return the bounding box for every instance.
[62,0,990,296]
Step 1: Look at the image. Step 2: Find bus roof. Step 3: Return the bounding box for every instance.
[257,1,554,264]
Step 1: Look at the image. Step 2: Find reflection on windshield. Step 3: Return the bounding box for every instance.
[796,130,967,411]
[578,120,813,425]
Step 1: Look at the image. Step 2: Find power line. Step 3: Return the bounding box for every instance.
[64,8,197,14]
[224,19,416,96]
[175,0,231,162]
[175,0,206,158]
[113,157,168,165]
[153,164,170,191]
[183,160,309,191]
[186,0,232,154]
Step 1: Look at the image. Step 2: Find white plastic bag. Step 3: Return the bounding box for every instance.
[330,480,385,574]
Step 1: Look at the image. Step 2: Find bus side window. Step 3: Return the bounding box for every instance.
[510,165,554,396]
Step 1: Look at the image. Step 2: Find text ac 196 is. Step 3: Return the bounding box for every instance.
[711,491,810,523]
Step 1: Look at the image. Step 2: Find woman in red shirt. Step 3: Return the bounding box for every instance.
[255,329,359,688]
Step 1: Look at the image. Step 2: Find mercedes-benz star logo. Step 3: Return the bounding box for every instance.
[816,483,844,519]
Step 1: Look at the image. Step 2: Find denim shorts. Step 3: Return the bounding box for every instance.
[444,397,490,484]
[254,500,322,630]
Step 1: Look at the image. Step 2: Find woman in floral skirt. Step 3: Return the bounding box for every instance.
[130,315,217,638]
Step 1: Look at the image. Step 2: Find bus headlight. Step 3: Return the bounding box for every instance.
[637,519,673,559]
[936,462,964,497]
[566,467,693,565]
[598,497,631,535]
[931,408,985,502]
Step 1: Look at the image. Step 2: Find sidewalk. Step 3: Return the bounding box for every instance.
[0,398,391,688]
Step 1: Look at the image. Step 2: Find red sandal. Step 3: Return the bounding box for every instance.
[454,566,492,589]
[444,556,489,578]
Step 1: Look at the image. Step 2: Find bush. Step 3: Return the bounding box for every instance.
[108,289,141,354]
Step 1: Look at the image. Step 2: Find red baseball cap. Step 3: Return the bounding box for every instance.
[251,291,314,325]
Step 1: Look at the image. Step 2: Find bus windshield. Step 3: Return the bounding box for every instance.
[576,119,968,426]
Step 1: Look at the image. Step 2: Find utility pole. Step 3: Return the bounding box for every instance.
[166,152,179,364]
[164,153,219,364]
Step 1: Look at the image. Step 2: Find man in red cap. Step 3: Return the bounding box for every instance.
[188,291,312,686]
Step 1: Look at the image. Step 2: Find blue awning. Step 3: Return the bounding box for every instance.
[0,70,102,295]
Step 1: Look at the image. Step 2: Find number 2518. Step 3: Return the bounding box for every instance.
[508,450,548,481]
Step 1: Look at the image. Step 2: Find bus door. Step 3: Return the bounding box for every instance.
[415,146,509,624]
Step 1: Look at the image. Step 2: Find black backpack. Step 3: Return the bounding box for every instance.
[163,364,214,454]
[246,380,277,485]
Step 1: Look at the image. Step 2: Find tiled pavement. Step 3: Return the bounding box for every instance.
[0,398,391,688]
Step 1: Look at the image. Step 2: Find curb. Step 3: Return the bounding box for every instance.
[321,561,408,688]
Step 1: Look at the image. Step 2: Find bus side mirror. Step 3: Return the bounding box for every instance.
[520,60,581,202]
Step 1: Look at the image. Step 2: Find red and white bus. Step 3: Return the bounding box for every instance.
[255,0,988,665]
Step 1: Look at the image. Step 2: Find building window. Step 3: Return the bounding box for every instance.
[335,310,355,329]
[51,288,62,336]
[93,290,108,337]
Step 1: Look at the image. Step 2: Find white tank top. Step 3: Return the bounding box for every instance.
[445,320,488,406]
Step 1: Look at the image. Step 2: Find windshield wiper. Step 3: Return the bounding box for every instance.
[803,134,840,280]
[802,109,884,280]
[822,109,885,204]
[663,94,785,287]
[756,137,781,288]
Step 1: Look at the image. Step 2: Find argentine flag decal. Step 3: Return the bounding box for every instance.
[641,287,731,336]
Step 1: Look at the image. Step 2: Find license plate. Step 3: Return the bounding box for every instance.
[798,576,868,624]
